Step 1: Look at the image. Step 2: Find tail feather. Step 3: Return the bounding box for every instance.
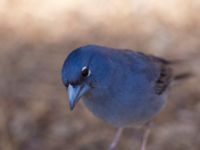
[174,72,193,81]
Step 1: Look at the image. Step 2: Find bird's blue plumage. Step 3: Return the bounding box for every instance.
[62,45,172,127]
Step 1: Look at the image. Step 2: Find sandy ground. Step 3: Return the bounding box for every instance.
[0,0,200,150]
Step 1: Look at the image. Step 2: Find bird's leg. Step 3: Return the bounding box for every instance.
[109,128,124,150]
[140,122,152,150]
[140,127,150,150]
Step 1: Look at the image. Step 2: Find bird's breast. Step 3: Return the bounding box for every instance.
[82,93,166,127]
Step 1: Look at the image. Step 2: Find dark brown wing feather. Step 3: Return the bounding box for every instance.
[151,56,173,95]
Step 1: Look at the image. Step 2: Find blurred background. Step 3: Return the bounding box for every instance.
[0,0,200,150]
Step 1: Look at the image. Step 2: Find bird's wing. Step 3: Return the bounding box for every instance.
[119,50,173,95]
[151,56,173,95]
[127,51,173,95]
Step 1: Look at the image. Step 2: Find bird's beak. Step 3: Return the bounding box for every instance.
[68,84,90,111]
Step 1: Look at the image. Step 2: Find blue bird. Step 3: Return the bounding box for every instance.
[62,45,174,150]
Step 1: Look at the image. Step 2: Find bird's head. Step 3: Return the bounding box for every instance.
[62,45,111,110]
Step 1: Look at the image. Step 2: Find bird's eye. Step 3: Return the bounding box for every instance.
[81,66,91,77]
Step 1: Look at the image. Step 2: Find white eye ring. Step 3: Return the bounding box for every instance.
[81,66,91,77]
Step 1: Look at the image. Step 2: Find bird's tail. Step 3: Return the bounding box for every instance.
[166,58,196,82]
[174,72,193,81]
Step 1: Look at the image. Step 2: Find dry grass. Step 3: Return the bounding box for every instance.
[0,0,200,150]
